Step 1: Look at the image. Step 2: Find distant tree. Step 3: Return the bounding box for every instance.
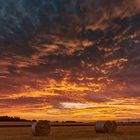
[0,116,29,122]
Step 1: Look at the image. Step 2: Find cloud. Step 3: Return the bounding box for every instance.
[0,0,140,120]
[60,102,97,109]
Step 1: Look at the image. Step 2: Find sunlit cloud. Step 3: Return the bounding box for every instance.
[0,0,140,121]
[60,102,97,109]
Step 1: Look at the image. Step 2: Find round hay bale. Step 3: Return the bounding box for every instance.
[95,121,115,133]
[32,120,51,136]
[112,121,117,132]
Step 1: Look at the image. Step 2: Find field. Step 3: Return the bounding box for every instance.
[0,125,139,140]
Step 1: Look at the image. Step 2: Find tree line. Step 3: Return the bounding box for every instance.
[0,116,29,122]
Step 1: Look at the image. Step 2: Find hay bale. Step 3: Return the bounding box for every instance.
[95,121,117,133]
[32,120,51,136]
[112,121,117,132]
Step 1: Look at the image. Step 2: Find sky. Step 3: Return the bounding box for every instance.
[0,0,140,121]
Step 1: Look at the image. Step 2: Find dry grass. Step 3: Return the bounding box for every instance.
[0,125,139,140]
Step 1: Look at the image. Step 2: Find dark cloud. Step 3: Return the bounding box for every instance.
[0,0,140,118]
[0,96,73,109]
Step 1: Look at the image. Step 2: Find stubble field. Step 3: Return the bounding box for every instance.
[0,125,139,140]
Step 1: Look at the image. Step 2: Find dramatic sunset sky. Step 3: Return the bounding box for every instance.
[0,0,140,121]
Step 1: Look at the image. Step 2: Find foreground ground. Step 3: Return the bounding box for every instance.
[0,125,139,140]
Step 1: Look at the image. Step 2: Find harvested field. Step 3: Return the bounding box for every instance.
[0,125,139,140]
